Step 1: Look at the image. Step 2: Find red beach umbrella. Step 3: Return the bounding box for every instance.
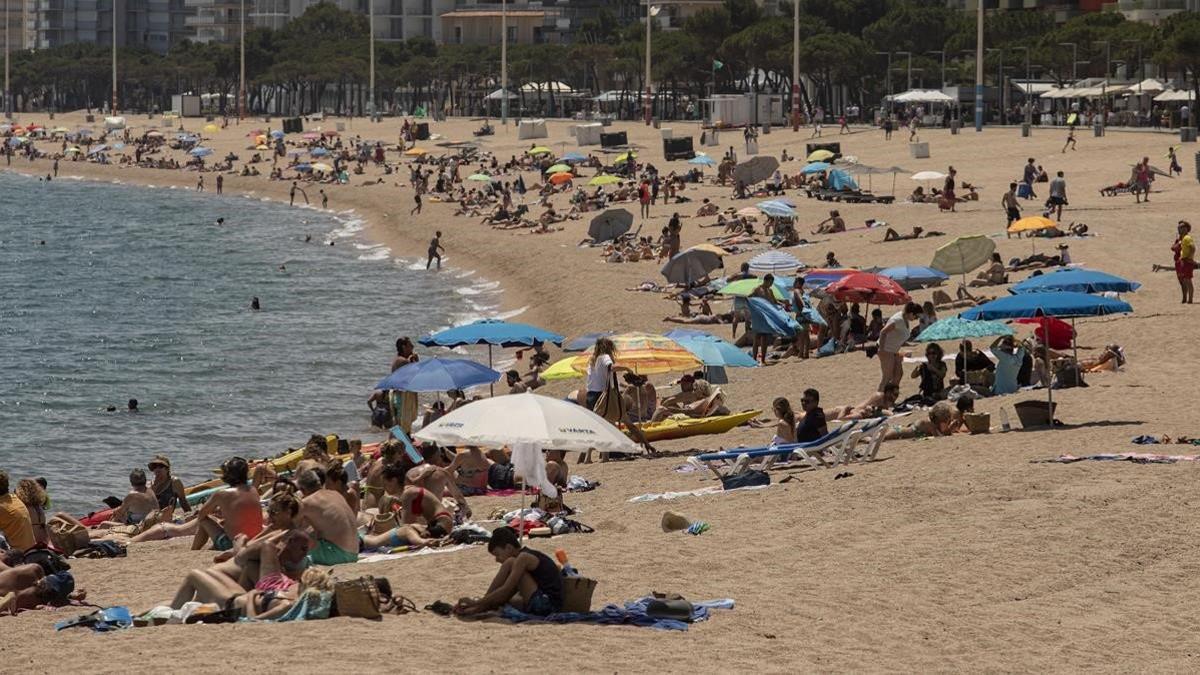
[824,272,911,306]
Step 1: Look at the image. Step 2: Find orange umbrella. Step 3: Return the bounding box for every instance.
[549,172,574,185]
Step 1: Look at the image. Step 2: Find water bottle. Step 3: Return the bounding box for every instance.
[999,406,1012,432]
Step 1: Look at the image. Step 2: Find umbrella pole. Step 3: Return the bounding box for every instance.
[489,344,495,397]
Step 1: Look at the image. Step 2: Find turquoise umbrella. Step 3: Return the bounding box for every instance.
[912,317,1012,343]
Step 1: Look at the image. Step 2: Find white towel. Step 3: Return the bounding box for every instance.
[511,442,558,499]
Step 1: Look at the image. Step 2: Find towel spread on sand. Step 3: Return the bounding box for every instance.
[499,597,735,631]
[357,543,476,564]
[1034,453,1200,465]
[627,484,772,503]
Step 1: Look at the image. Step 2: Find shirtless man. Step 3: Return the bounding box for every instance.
[405,463,470,519]
[826,383,900,421]
[398,484,454,537]
[98,469,159,528]
[324,462,360,514]
[812,209,846,235]
[297,469,360,566]
[296,435,332,476]
[0,565,82,615]
[191,457,264,551]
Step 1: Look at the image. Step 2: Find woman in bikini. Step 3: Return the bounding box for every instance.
[885,401,957,440]
[148,454,190,513]
[448,446,491,496]
[399,485,453,537]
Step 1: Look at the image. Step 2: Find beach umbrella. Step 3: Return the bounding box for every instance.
[807,149,835,162]
[145,130,164,138]
[668,333,758,368]
[800,161,831,174]
[588,208,634,242]
[310,147,329,157]
[931,235,996,277]
[824,272,911,305]
[1128,163,1173,178]
[880,265,949,290]
[414,392,639,456]
[734,156,779,185]
[688,155,716,166]
[559,332,702,376]
[189,147,213,157]
[112,143,125,151]
[910,170,946,182]
[63,146,81,154]
[309,162,333,173]
[961,291,1133,425]
[614,151,637,164]
[203,123,219,133]
[51,126,69,135]
[588,174,621,186]
[302,131,320,140]
[420,318,564,395]
[527,146,552,155]
[467,173,492,182]
[1012,317,1074,350]
[295,163,313,172]
[747,297,801,338]
[544,163,571,174]
[255,144,270,150]
[270,130,285,138]
[718,278,785,301]
[87,145,109,155]
[403,148,427,156]
[912,317,1013,343]
[748,250,803,276]
[755,200,796,218]
[374,357,500,393]
[1007,215,1057,236]
[549,172,574,185]
[561,151,587,162]
[661,246,725,285]
[1010,268,1141,295]
[562,331,615,352]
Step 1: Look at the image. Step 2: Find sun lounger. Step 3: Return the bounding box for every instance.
[693,421,860,466]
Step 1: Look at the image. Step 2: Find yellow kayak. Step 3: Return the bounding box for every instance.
[631,410,762,442]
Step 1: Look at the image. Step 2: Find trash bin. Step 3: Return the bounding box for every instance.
[950,118,961,135]
[909,142,930,159]
[652,118,660,129]
[1093,121,1104,137]
[762,122,771,135]
[1181,127,1197,143]
[1021,123,1031,138]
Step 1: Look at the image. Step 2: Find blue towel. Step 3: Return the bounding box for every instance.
[1131,435,1160,445]
[747,297,798,338]
[498,596,734,631]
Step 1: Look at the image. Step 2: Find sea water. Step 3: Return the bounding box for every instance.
[0,172,505,512]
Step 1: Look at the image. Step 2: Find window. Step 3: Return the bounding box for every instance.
[453,25,462,43]
[506,25,516,42]
[422,17,431,37]
[532,25,541,43]
[390,17,403,37]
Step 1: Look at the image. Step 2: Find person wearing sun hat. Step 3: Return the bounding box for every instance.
[148,454,191,512]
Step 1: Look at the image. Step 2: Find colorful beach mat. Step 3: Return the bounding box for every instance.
[499,597,734,631]
[1034,453,1200,465]
[627,484,771,503]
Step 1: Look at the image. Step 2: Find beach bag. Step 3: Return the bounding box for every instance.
[719,469,770,491]
[334,575,383,620]
[1055,363,1087,389]
[49,517,90,556]
[592,372,625,424]
[370,511,396,536]
[817,339,837,357]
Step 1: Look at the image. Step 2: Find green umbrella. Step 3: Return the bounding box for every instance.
[913,317,1012,342]
[717,278,785,301]
[467,173,492,182]
[544,163,571,174]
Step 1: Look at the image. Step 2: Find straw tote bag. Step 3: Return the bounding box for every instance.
[592,372,625,424]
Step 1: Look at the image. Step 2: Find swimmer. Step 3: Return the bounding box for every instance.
[216,218,225,225]
[128,398,139,412]
[251,297,261,311]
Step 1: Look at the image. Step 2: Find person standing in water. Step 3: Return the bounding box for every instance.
[216,175,224,194]
[320,190,328,209]
[427,231,445,270]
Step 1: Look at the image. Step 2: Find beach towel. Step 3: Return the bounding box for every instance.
[273,590,333,622]
[1033,453,1200,465]
[55,606,132,633]
[498,596,734,631]
[747,297,799,337]
[627,484,772,503]
[357,543,476,565]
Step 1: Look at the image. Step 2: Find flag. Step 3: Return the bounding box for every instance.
[713,59,724,71]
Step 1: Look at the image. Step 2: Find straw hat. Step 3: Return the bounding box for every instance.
[148,454,171,471]
[661,511,693,533]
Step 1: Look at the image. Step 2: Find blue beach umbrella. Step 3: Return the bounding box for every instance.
[1009,268,1141,295]
[561,151,587,162]
[827,168,859,191]
[270,130,285,138]
[688,155,716,167]
[669,333,758,368]
[420,319,564,349]
[800,161,831,174]
[295,163,312,172]
[310,147,329,157]
[375,357,500,393]
[880,265,950,290]
[563,331,615,352]
[189,146,213,157]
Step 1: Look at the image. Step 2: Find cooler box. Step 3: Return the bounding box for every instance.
[600,131,628,148]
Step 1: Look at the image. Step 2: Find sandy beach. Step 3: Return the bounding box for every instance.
[4,111,1199,672]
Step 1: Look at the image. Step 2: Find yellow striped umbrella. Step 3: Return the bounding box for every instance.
[565,332,702,376]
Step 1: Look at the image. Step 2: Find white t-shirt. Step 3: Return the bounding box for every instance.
[879,312,910,354]
[586,354,614,393]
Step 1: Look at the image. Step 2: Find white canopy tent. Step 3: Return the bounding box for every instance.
[521,81,575,94]
[485,89,518,100]
[1154,89,1195,102]
[888,89,956,103]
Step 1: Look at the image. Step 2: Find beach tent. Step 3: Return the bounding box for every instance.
[827,169,858,192]
[485,89,518,100]
[517,119,548,140]
[575,123,602,146]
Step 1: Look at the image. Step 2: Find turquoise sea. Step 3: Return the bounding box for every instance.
[0,172,504,513]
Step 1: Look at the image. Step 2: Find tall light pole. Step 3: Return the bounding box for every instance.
[1123,39,1143,113]
[111,0,118,114]
[791,0,799,131]
[643,3,657,125]
[974,0,983,131]
[927,50,946,89]
[239,0,246,119]
[500,0,508,125]
[1012,46,1029,126]
[1095,39,1109,132]
[895,50,911,91]
[4,0,12,119]
[875,51,892,99]
[1058,42,1077,82]
[367,0,375,119]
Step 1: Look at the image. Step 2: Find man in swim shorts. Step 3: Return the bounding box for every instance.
[297,469,360,566]
[192,457,264,552]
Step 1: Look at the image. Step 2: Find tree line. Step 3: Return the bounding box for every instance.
[6,0,1200,117]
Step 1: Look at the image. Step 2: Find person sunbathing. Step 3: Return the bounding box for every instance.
[361,440,401,510]
[1080,344,1125,372]
[0,564,83,615]
[650,377,729,422]
[398,484,453,538]
[812,210,846,235]
[663,311,733,325]
[191,457,264,552]
[92,469,159,529]
[969,253,1008,286]
[296,469,360,566]
[448,446,491,496]
[406,463,471,519]
[696,199,719,217]
[323,462,360,514]
[885,401,956,439]
[454,526,563,617]
[168,559,330,621]
[826,384,900,421]
[883,226,924,242]
[1009,252,1065,271]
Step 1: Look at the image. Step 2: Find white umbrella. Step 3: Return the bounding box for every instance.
[910,170,946,181]
[414,393,638,455]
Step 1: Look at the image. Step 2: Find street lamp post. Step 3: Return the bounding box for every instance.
[896,50,911,91]
[500,0,508,125]
[239,0,246,119]
[367,0,374,119]
[643,3,658,125]
[112,0,118,114]
[4,0,12,119]
[1095,39,1110,132]
[791,0,799,131]
[1058,42,1077,82]
[974,0,983,131]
